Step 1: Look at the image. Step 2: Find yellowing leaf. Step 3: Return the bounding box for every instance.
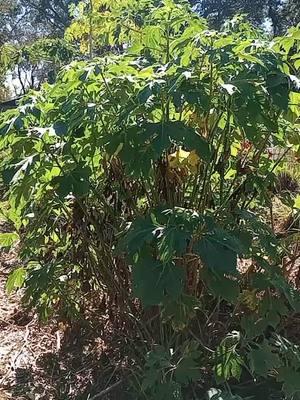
[168,148,200,174]
[294,196,300,209]
[231,143,241,157]
[168,148,190,168]
[186,150,199,166]
[225,169,236,180]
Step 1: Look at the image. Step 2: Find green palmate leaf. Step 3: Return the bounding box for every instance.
[172,122,212,162]
[132,256,184,306]
[0,232,19,248]
[123,207,200,261]
[241,293,289,338]
[203,270,239,303]
[10,155,39,184]
[120,215,159,255]
[241,314,271,339]
[174,80,210,111]
[52,165,91,198]
[215,345,243,383]
[144,346,171,369]
[163,295,199,331]
[158,226,189,263]
[175,357,200,384]
[157,208,200,261]
[266,72,290,111]
[273,335,300,370]
[195,230,241,274]
[6,267,26,294]
[277,367,300,397]
[258,295,289,328]
[161,207,204,232]
[196,238,237,273]
[267,267,300,311]
[251,272,272,290]
[154,382,182,400]
[175,344,201,384]
[142,369,161,391]
[108,122,212,176]
[248,342,281,377]
[53,121,68,136]
[210,229,245,255]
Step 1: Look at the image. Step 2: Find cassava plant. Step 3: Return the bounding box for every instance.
[1,0,300,398]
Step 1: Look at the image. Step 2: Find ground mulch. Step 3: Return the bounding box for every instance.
[0,241,123,400]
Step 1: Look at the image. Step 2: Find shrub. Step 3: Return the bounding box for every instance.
[1,1,300,398]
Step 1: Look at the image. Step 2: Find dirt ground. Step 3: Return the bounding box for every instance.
[0,243,124,400]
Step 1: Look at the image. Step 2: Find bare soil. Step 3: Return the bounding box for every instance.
[0,242,124,400]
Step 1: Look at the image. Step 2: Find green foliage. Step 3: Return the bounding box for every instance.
[0,1,300,398]
[0,38,76,97]
[190,0,300,35]
[132,256,184,306]
[141,342,201,399]
[0,0,77,45]
[6,267,26,294]
[214,332,243,383]
[248,341,281,377]
[0,232,19,248]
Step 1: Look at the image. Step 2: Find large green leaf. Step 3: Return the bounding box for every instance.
[132,256,184,306]
[195,231,239,274]
[166,121,212,162]
[215,344,243,383]
[203,270,239,303]
[108,122,211,176]
[248,342,281,377]
[120,215,159,255]
[266,72,290,111]
[52,165,91,198]
[6,267,26,294]
[277,367,300,397]
[175,357,200,384]
[0,232,19,248]
[241,315,268,339]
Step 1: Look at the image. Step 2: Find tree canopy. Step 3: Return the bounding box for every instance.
[18,0,79,35]
[0,0,78,46]
[190,0,300,34]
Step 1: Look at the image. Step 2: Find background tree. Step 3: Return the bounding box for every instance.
[0,39,76,97]
[0,0,79,46]
[190,0,299,34]
[0,0,18,45]
[192,0,267,28]
[0,0,78,100]
[281,0,300,32]
[18,0,79,36]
